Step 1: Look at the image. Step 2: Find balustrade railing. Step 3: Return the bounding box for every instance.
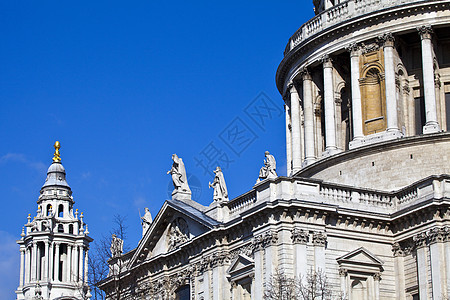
[228,190,257,214]
[284,0,425,54]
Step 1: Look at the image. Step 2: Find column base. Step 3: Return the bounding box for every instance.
[349,130,403,149]
[423,123,441,134]
[301,158,317,168]
[322,148,341,158]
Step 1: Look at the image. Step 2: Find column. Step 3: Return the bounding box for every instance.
[263,231,278,284]
[373,273,381,300]
[54,243,60,282]
[418,25,441,133]
[84,248,89,284]
[428,228,445,298]
[381,33,399,132]
[19,248,25,286]
[79,245,84,282]
[253,240,263,300]
[303,69,316,164]
[347,43,364,141]
[414,233,429,300]
[392,243,406,299]
[24,247,30,284]
[444,229,450,297]
[72,244,79,281]
[44,241,49,280]
[203,269,210,300]
[289,83,302,172]
[31,242,37,282]
[322,55,338,153]
[292,229,308,279]
[312,232,326,272]
[285,103,292,175]
[339,268,348,296]
[48,242,54,281]
[66,245,72,282]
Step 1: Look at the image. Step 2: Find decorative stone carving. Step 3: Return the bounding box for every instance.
[428,227,445,244]
[360,42,380,54]
[291,228,309,244]
[346,42,360,56]
[392,242,404,257]
[373,272,381,281]
[209,166,228,202]
[167,154,191,195]
[338,268,348,277]
[168,217,189,251]
[258,151,277,182]
[312,231,327,246]
[417,25,433,40]
[378,32,395,47]
[110,234,123,258]
[263,231,278,247]
[32,283,44,300]
[321,54,333,67]
[413,232,427,249]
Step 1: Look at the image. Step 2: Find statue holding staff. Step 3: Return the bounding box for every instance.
[209,166,228,202]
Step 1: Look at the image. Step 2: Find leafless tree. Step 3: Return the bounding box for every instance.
[88,214,128,300]
[264,268,346,300]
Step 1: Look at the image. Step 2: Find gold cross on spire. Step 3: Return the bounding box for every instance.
[53,141,61,162]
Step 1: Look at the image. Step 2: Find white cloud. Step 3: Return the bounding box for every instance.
[0,153,46,173]
[0,231,20,299]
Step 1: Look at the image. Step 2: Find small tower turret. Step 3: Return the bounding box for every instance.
[16,142,93,300]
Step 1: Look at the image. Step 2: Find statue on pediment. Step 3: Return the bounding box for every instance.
[141,207,153,236]
[209,166,228,202]
[167,154,191,194]
[258,151,277,182]
[110,234,123,258]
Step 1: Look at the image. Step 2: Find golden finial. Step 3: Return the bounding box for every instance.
[53,141,61,162]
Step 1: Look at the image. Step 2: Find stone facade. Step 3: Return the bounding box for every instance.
[99,1,450,299]
[15,143,92,300]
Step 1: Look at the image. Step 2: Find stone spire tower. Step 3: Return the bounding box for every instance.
[16,142,93,300]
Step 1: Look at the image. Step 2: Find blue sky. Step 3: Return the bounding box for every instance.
[0,1,313,297]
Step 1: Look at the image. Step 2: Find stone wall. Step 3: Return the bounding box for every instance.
[298,133,450,191]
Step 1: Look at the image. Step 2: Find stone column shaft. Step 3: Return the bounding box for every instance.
[382,34,399,132]
[24,248,30,284]
[429,240,445,299]
[31,242,37,282]
[44,242,49,280]
[48,243,54,281]
[419,26,440,133]
[303,71,316,164]
[19,249,25,286]
[285,103,292,175]
[78,246,84,282]
[349,45,364,140]
[66,245,72,282]
[72,244,78,281]
[323,56,338,152]
[54,243,60,282]
[84,248,89,284]
[289,84,302,172]
[416,246,429,300]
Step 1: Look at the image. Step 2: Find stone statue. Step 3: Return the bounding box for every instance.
[167,154,191,194]
[209,166,228,202]
[110,234,123,258]
[258,151,277,182]
[141,207,153,236]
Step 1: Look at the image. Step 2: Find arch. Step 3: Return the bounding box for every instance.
[58,224,64,233]
[58,204,64,218]
[360,66,387,135]
[68,224,74,234]
[46,204,52,216]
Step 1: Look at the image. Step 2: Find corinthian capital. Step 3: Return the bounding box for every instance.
[321,55,333,68]
[312,231,327,246]
[346,43,360,56]
[417,25,433,40]
[291,228,309,244]
[378,32,395,48]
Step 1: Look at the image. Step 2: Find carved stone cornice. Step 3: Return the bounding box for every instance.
[291,229,309,245]
[417,25,433,40]
[312,231,327,247]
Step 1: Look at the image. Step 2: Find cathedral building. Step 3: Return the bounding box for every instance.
[94,0,450,299]
[16,142,92,300]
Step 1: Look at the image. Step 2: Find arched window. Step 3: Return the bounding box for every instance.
[58,224,64,233]
[360,67,386,135]
[58,204,64,218]
[47,204,52,216]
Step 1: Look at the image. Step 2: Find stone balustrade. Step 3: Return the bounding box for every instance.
[285,0,420,54]
[226,175,449,216]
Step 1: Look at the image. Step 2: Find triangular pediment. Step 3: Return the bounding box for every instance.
[336,247,383,273]
[128,199,219,269]
[227,254,254,281]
